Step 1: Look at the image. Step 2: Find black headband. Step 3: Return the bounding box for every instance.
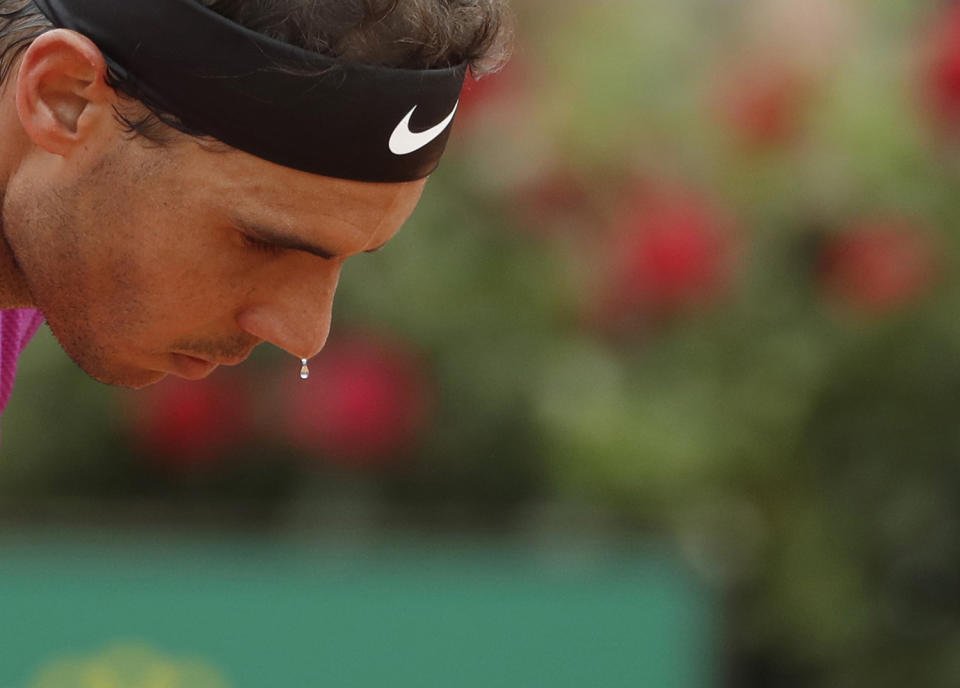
[33,0,467,182]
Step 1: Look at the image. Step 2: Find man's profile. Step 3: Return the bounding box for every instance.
[0,0,509,417]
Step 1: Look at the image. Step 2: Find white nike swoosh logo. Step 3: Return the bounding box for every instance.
[388,101,459,156]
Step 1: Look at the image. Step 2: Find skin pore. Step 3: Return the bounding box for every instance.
[0,29,426,388]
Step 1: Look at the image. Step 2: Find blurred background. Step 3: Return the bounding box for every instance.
[5,0,960,685]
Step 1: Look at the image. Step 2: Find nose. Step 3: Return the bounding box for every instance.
[235,261,342,360]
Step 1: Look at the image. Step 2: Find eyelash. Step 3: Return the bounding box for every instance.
[241,234,285,256]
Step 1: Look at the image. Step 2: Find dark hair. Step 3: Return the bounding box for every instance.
[0,0,511,143]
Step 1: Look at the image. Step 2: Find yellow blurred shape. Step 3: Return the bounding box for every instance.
[28,642,232,688]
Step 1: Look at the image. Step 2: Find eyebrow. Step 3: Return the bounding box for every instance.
[233,218,387,259]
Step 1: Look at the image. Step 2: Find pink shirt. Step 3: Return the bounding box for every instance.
[0,308,44,413]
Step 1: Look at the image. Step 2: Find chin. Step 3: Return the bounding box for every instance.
[95,370,167,389]
[82,362,169,390]
[44,321,170,389]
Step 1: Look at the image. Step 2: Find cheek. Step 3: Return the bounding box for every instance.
[123,221,273,332]
[68,209,219,336]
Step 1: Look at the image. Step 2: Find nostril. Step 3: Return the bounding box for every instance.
[235,304,332,361]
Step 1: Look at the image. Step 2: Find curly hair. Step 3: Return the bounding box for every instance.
[0,0,512,143]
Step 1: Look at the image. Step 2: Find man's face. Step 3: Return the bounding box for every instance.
[2,130,426,389]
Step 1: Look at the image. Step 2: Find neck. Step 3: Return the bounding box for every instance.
[0,232,32,310]
[0,75,36,311]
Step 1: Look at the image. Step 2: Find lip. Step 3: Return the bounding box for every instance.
[170,353,218,380]
[215,353,254,367]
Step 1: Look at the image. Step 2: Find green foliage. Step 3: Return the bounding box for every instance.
[4,0,960,684]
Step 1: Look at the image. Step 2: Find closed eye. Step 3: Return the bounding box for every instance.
[240,233,286,256]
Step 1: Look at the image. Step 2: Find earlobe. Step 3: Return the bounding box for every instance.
[15,29,114,156]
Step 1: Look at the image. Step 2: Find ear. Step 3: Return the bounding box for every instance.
[15,29,116,157]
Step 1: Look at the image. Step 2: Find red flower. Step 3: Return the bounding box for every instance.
[456,59,525,128]
[284,334,432,467]
[713,63,808,149]
[127,373,254,467]
[818,218,938,313]
[510,168,594,237]
[599,190,738,323]
[921,1,960,132]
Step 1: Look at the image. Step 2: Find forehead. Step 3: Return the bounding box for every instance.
[167,143,428,252]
